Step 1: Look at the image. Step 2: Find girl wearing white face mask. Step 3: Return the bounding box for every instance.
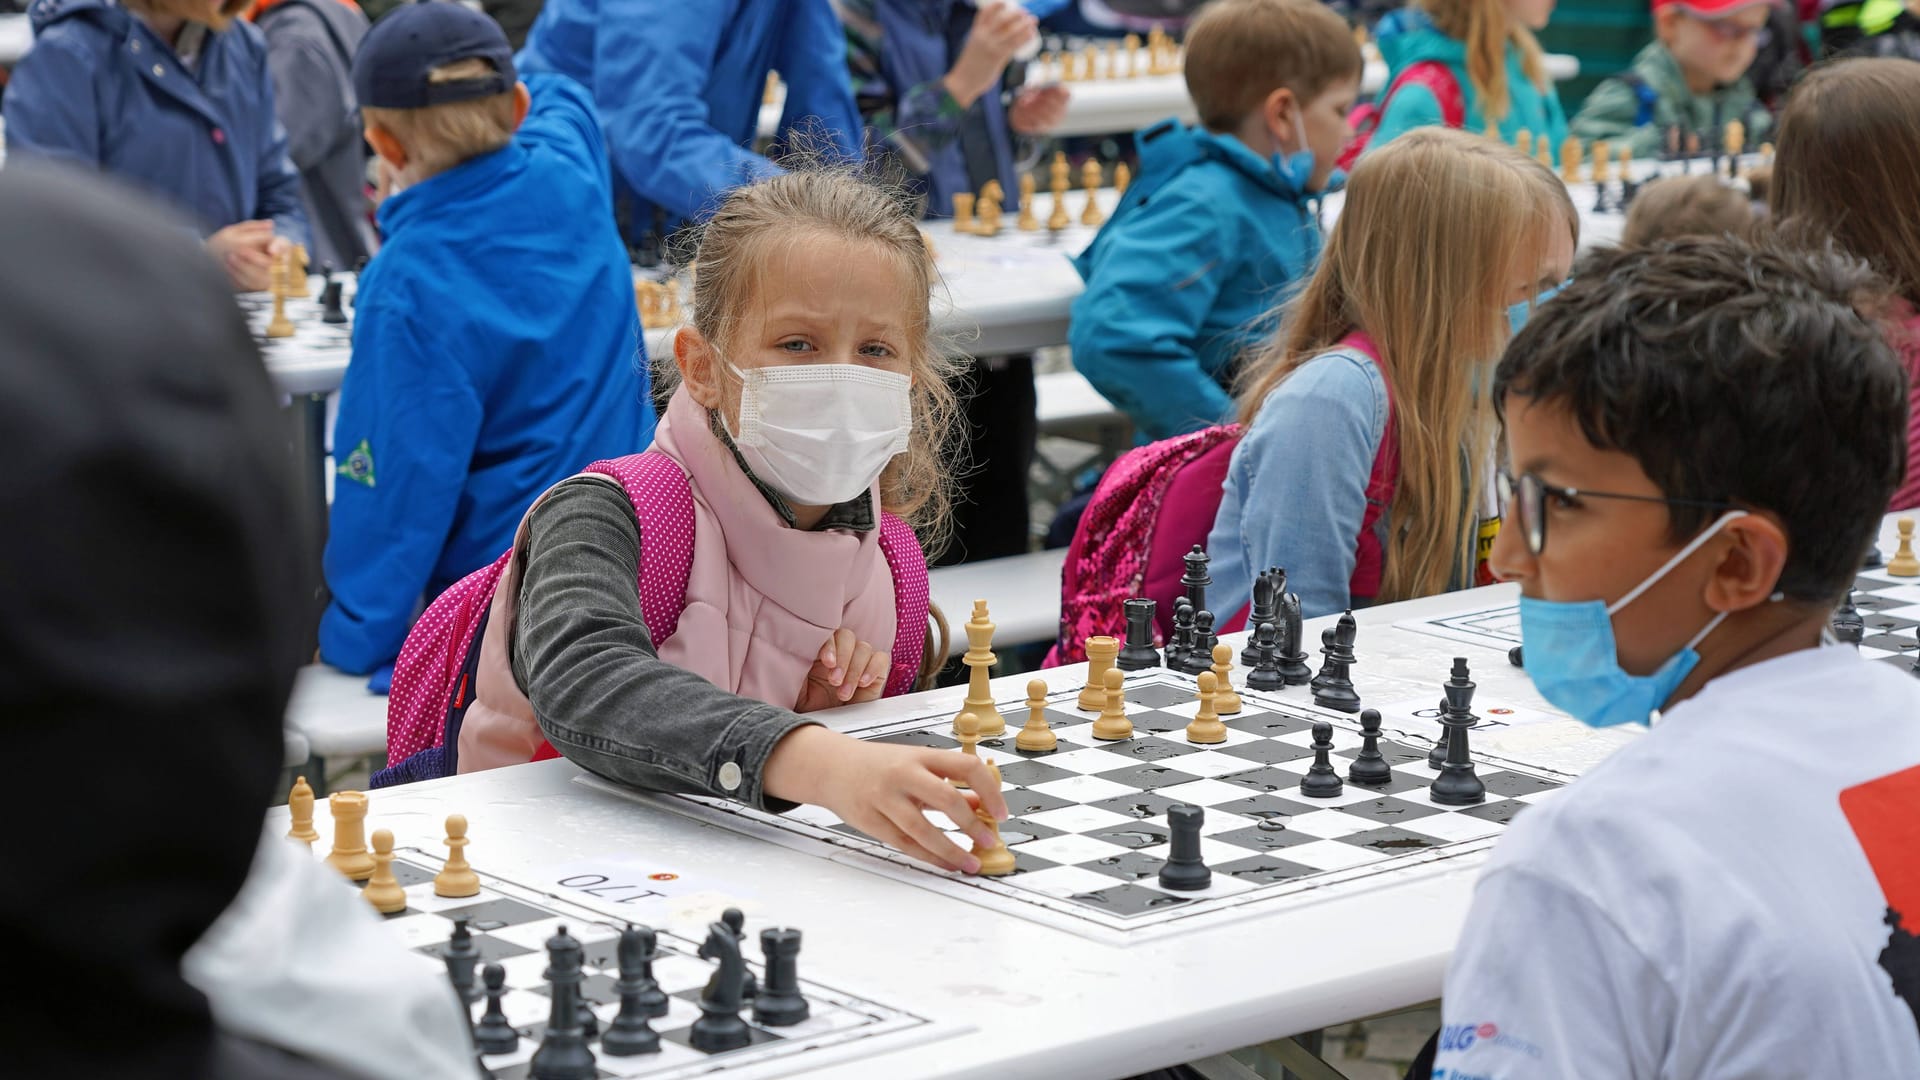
[381,170,1020,876]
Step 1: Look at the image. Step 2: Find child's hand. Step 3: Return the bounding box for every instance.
[945,1,1037,107]
[764,725,1009,873]
[206,221,289,292]
[796,627,890,712]
[1009,83,1071,136]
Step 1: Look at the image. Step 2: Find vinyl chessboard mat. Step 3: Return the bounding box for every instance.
[1399,569,1920,676]
[363,851,947,1079]
[239,274,355,363]
[582,669,1574,945]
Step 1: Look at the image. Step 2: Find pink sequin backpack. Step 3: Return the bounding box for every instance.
[373,451,930,786]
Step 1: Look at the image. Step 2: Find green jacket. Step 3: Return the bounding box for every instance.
[1569,41,1770,158]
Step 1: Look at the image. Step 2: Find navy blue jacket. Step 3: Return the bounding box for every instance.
[318,75,655,676]
[515,0,861,235]
[3,0,308,243]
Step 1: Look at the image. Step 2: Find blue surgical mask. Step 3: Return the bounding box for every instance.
[1275,105,1335,194]
[1518,510,1747,728]
[1506,280,1568,335]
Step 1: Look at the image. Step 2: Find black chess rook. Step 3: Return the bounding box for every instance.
[1158,803,1212,891]
[1118,597,1162,670]
[753,928,811,1027]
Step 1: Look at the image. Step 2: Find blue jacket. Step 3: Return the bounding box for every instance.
[3,0,308,243]
[1369,8,1568,163]
[1206,348,1388,621]
[1070,122,1319,442]
[319,75,655,676]
[516,0,862,235]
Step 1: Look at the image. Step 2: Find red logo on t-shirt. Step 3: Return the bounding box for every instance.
[1477,1022,1499,1039]
[1840,763,1920,1031]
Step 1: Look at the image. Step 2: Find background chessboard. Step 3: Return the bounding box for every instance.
[1400,571,1920,678]
[365,852,942,1079]
[237,274,356,363]
[587,670,1572,945]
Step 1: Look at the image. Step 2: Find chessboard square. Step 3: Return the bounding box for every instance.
[1011,848,1062,874]
[1456,799,1536,826]
[999,816,1069,844]
[1121,680,1200,709]
[490,916,594,952]
[1336,824,1450,856]
[1134,836,1248,869]
[1280,838,1391,872]
[1027,774,1143,804]
[1037,746,1138,775]
[1334,742,1434,768]
[1173,749,1278,778]
[1274,726,1365,752]
[1207,824,1317,852]
[1091,762,1204,791]
[1213,739,1314,766]
[1338,795,1444,823]
[434,897,556,932]
[1211,792,1323,821]
[1877,602,1920,620]
[1067,881,1196,917]
[381,912,458,949]
[1861,644,1899,661]
[497,950,552,988]
[769,1002,871,1039]
[1012,864,1127,899]
[527,972,621,1009]
[413,932,535,965]
[381,859,440,889]
[1480,770,1562,798]
[1152,777,1267,807]
[1218,766,1309,794]
[1131,708,1196,735]
[497,987,553,1028]
[872,730,960,750]
[1087,790,1189,820]
[660,1023,786,1054]
[1400,809,1506,842]
[1094,734,1204,761]
[1020,803,1139,835]
[1015,832,1134,866]
[1333,769,1433,796]
[1002,788,1078,819]
[1222,712,1315,738]
[646,954,715,995]
[597,1040,707,1076]
[997,759,1078,787]
[1212,855,1319,884]
[1085,821,1175,850]
[1134,869,1258,900]
[1283,809,1378,840]
[1077,849,1166,881]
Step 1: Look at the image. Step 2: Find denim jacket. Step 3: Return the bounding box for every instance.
[1206,347,1388,622]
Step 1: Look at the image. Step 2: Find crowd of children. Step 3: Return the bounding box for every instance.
[3,0,1919,1075]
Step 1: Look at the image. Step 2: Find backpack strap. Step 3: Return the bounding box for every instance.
[582,452,698,647]
[876,513,930,697]
[1338,60,1465,170]
[1617,71,1660,128]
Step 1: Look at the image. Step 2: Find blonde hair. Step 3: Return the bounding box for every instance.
[1418,0,1548,124]
[1237,128,1576,602]
[124,0,249,31]
[1183,0,1365,132]
[668,169,965,555]
[360,59,517,179]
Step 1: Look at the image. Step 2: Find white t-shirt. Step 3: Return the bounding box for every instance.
[1436,645,1920,1079]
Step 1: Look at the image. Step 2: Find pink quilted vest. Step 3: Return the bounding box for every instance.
[381,387,929,779]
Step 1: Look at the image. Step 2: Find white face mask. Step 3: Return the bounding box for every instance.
[724,363,913,508]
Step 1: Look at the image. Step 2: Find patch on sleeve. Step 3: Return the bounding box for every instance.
[1840,763,1920,1032]
[336,439,376,488]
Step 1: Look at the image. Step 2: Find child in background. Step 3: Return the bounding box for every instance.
[1571,0,1773,159]
[249,0,375,271]
[1367,0,1568,161]
[319,3,653,682]
[1772,57,1920,511]
[1207,128,1576,620]
[3,0,308,291]
[1070,0,1362,442]
[837,0,1073,562]
[388,170,1009,875]
[1438,234,1920,1078]
[1619,173,1756,246]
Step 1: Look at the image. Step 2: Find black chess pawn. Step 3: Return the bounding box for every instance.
[528,926,596,1080]
[1427,723,1450,770]
[1183,610,1220,675]
[1834,591,1867,647]
[1245,622,1287,692]
[1181,545,1212,618]
[1908,626,1920,676]
[1157,804,1212,891]
[1299,721,1345,797]
[1348,709,1392,786]
[444,917,481,1005]
[1117,597,1162,670]
[1508,645,1525,669]
[1311,612,1361,714]
[753,928,810,1027]
[1276,592,1312,685]
[1430,665,1486,806]
[602,925,663,1056]
[473,962,520,1054]
[1242,568,1282,668]
[1167,598,1196,672]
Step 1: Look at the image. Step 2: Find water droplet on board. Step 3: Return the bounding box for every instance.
[1125,803,1157,818]
[1256,819,1288,832]
[1145,895,1190,907]
[1367,837,1433,850]
[1000,831,1035,845]
[1106,830,1166,846]
[1072,888,1116,907]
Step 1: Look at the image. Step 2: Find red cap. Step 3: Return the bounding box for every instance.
[1651,0,1771,16]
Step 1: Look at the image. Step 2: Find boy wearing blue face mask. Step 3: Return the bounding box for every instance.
[1068,0,1361,442]
[1437,235,1920,1078]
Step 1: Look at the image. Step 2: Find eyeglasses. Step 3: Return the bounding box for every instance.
[1689,12,1768,42]
[1495,470,1737,555]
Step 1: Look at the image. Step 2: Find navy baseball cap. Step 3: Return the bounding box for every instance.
[352,2,516,110]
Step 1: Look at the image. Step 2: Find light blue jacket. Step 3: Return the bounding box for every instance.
[1070,122,1320,442]
[319,76,654,676]
[516,0,862,235]
[1368,8,1568,163]
[1206,348,1388,622]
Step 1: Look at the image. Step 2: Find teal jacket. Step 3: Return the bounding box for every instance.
[1368,8,1568,163]
[1570,41,1770,159]
[1070,122,1319,441]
